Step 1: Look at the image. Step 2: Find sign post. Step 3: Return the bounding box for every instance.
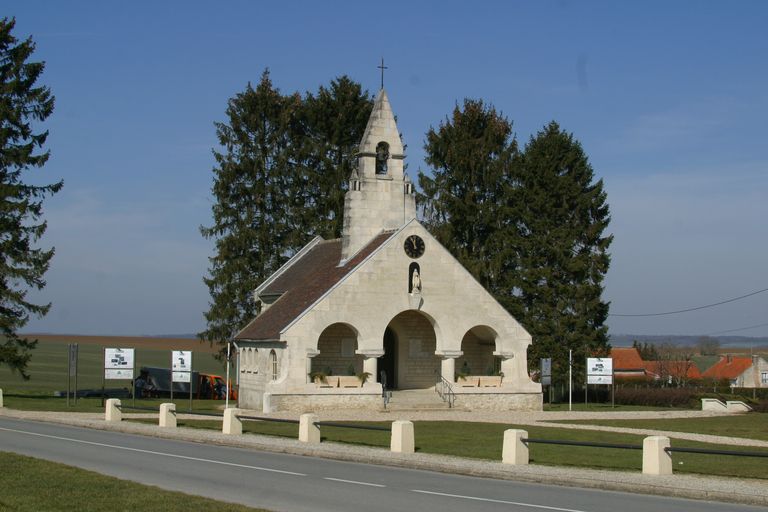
[540,358,552,403]
[67,343,78,407]
[104,348,135,406]
[586,357,613,407]
[172,350,192,409]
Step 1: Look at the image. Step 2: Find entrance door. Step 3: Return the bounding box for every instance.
[380,327,397,389]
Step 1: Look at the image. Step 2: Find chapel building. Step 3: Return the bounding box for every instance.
[233,88,542,412]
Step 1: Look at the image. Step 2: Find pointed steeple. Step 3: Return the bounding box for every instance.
[340,89,416,261]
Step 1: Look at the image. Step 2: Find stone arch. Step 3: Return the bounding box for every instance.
[311,322,364,377]
[375,141,390,174]
[384,310,440,389]
[457,325,501,377]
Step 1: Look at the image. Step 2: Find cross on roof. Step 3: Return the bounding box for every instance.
[378,58,388,90]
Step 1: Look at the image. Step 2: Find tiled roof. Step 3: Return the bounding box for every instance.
[610,347,645,371]
[701,356,753,380]
[235,231,395,341]
[643,361,702,379]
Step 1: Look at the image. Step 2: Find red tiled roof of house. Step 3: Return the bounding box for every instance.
[701,356,753,380]
[235,231,395,341]
[610,347,645,371]
[643,361,702,379]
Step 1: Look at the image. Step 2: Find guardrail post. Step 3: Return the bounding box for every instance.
[299,413,320,443]
[502,429,529,465]
[159,403,176,428]
[105,398,122,422]
[391,420,414,453]
[642,436,672,475]
[0,388,4,408]
[222,408,242,435]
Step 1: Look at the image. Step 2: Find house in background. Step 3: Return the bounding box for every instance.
[610,348,647,380]
[702,355,768,388]
[643,360,701,385]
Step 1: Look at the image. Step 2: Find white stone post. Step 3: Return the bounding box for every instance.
[159,403,176,428]
[299,413,320,443]
[0,388,4,408]
[502,429,528,465]
[441,357,456,384]
[222,407,242,435]
[105,398,122,422]
[390,420,414,453]
[642,436,672,475]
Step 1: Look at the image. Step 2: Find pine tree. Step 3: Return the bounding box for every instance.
[295,77,372,240]
[0,18,63,378]
[419,99,519,297]
[199,70,301,347]
[515,122,612,380]
[200,72,372,351]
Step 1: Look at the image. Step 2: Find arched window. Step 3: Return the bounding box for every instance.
[375,141,389,175]
[269,350,278,381]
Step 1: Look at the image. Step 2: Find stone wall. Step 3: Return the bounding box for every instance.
[453,392,542,411]
[266,393,382,413]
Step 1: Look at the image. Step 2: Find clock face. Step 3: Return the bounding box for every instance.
[404,235,425,259]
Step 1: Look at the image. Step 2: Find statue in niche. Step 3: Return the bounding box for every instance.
[375,141,389,175]
[410,267,421,294]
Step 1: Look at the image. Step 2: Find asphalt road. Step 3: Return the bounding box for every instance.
[0,417,761,512]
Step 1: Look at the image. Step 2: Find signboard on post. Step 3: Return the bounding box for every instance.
[587,357,613,384]
[540,358,552,385]
[104,348,135,380]
[172,350,192,383]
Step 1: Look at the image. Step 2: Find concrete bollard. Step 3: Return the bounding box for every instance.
[502,429,529,465]
[642,436,672,475]
[105,399,122,422]
[390,420,415,453]
[222,407,242,435]
[299,413,320,443]
[159,403,176,428]
[0,388,4,408]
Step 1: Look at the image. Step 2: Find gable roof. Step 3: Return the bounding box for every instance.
[235,231,395,342]
[611,348,646,372]
[701,356,753,380]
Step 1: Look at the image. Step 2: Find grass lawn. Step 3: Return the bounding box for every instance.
[0,451,269,512]
[549,414,768,441]
[127,418,768,480]
[0,339,228,394]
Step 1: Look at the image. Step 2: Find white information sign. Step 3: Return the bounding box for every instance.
[104,348,135,380]
[172,371,191,383]
[587,357,613,384]
[172,351,192,372]
[172,350,192,383]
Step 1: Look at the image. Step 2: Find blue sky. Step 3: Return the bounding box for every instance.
[7,1,768,338]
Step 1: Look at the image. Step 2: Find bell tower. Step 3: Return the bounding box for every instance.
[341,89,416,261]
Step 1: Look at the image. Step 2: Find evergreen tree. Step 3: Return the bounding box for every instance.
[200,72,372,351]
[199,71,301,347]
[419,99,519,297]
[516,122,612,379]
[0,18,62,378]
[295,77,372,240]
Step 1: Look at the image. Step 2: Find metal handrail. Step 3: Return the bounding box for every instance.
[435,373,455,408]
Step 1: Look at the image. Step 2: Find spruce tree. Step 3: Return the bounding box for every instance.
[0,18,62,378]
[419,99,519,297]
[516,122,612,380]
[199,70,301,347]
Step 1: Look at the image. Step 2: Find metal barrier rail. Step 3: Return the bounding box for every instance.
[666,446,768,458]
[315,421,391,432]
[115,404,161,413]
[523,438,642,450]
[239,415,300,425]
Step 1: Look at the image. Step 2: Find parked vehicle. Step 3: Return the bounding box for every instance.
[136,366,236,400]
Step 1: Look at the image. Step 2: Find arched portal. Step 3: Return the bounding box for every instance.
[384,310,439,389]
[312,323,363,377]
[457,325,500,377]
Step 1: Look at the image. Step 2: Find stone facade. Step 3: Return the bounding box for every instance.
[234,88,542,413]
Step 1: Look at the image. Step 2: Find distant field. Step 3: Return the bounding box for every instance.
[1,335,228,394]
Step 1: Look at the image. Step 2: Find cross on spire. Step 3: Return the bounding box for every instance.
[378,57,388,90]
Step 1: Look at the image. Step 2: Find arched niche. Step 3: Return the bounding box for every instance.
[457,325,501,376]
[311,323,363,376]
